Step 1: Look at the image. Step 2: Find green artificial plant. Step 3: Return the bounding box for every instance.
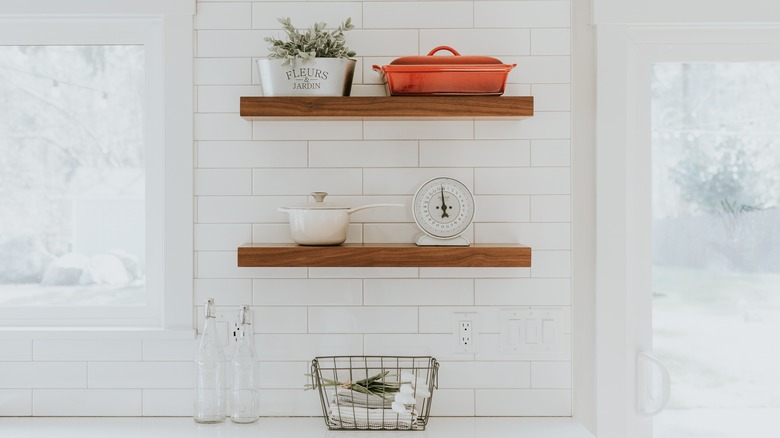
[264,17,356,66]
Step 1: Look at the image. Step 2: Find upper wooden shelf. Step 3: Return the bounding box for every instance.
[237,243,531,268]
[239,96,534,118]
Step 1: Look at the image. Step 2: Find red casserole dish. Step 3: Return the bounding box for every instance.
[373,46,516,96]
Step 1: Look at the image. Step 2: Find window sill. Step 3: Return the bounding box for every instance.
[0,328,195,340]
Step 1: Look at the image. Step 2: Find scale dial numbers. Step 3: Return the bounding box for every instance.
[413,177,475,239]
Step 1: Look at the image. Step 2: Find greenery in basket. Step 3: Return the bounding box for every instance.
[306,371,402,398]
[306,370,432,415]
[264,17,356,66]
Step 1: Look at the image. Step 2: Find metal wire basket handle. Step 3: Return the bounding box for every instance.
[310,359,319,389]
[429,359,439,389]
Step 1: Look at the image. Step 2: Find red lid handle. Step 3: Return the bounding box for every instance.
[426,46,461,57]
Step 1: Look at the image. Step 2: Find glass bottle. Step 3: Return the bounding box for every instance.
[231,305,260,423]
[194,298,226,423]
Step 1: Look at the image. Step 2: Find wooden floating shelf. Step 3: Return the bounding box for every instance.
[237,243,531,268]
[239,96,534,118]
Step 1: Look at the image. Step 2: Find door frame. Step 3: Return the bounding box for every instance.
[594,25,780,438]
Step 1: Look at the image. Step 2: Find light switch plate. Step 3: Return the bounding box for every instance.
[500,308,563,354]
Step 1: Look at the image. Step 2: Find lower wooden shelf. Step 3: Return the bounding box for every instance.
[237,243,531,268]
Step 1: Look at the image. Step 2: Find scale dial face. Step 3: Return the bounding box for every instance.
[412,177,475,239]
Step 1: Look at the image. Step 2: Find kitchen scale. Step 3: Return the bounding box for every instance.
[412,176,475,246]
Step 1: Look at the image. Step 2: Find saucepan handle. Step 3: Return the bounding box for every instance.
[347,204,404,214]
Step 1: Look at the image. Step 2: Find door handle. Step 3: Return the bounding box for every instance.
[636,351,671,416]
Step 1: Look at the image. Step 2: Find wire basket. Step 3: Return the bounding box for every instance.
[310,356,439,430]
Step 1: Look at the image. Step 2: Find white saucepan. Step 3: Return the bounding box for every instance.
[278,192,404,245]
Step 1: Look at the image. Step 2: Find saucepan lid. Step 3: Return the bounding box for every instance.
[280,192,404,213]
[281,192,350,210]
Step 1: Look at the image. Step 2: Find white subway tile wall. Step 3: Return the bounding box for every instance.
[0,0,571,417]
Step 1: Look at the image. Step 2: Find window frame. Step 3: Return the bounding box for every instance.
[0,0,194,330]
[595,25,780,438]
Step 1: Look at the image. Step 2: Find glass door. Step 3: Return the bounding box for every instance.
[649,61,780,437]
[596,29,780,438]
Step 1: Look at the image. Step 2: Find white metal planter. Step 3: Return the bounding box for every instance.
[256,58,356,96]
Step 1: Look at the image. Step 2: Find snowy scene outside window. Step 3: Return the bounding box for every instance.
[651,62,780,437]
[0,45,146,307]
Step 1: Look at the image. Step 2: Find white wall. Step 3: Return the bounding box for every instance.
[0,0,573,417]
[593,0,780,24]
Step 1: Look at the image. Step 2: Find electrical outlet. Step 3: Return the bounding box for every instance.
[453,312,478,353]
[459,320,473,346]
[230,320,243,343]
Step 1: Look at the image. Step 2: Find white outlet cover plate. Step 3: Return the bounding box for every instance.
[453,312,478,354]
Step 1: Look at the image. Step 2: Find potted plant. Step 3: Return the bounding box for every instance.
[257,17,357,96]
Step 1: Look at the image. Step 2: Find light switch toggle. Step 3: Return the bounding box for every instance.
[525,320,538,344]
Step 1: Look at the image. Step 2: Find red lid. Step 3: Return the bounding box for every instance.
[389,46,503,65]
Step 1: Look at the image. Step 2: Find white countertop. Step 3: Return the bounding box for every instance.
[0,417,593,438]
[0,417,594,438]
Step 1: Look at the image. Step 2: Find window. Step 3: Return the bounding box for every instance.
[595,27,780,438]
[0,3,193,328]
[651,61,780,438]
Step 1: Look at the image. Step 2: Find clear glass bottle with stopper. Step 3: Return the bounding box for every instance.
[194,298,226,423]
[231,305,260,423]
